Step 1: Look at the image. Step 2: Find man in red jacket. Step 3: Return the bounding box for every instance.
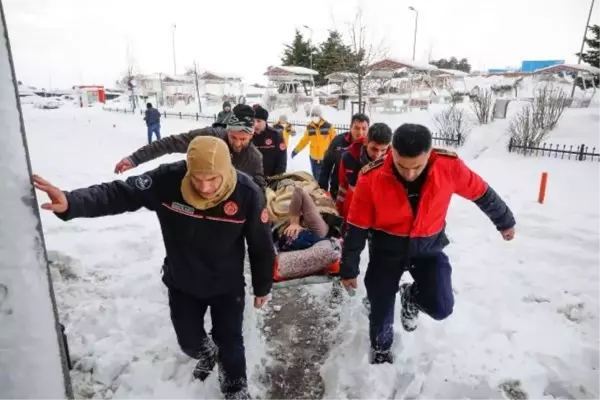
[336,123,392,219]
[341,124,516,364]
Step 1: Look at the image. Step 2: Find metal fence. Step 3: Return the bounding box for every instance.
[102,106,463,147]
[508,137,599,162]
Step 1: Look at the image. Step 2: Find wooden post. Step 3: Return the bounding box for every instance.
[538,172,548,204]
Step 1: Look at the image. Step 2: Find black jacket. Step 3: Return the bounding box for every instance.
[318,132,351,198]
[127,126,266,189]
[55,162,275,298]
[252,125,287,177]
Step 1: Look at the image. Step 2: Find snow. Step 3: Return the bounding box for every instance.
[22,99,599,398]
[268,66,319,76]
[0,20,68,399]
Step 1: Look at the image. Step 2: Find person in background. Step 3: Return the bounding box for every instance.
[318,113,369,200]
[34,136,274,399]
[291,106,336,179]
[272,114,296,147]
[341,123,516,365]
[114,104,266,189]
[336,123,392,219]
[215,101,233,127]
[144,103,161,144]
[251,104,287,177]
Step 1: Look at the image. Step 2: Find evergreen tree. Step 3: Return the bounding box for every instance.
[431,57,471,72]
[313,30,354,86]
[577,24,599,67]
[281,30,316,68]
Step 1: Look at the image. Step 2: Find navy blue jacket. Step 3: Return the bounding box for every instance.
[145,108,161,126]
[55,161,274,298]
[252,125,287,177]
[318,132,352,199]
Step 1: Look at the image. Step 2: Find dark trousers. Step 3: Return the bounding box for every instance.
[168,287,246,393]
[310,158,322,180]
[365,252,454,352]
[147,123,161,144]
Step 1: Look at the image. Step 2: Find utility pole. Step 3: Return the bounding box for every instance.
[571,0,595,97]
[193,61,202,113]
[172,23,177,76]
[302,25,315,99]
[409,7,418,61]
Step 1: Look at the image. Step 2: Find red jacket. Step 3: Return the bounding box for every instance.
[340,149,515,279]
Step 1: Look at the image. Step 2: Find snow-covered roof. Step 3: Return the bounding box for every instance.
[435,68,469,77]
[199,71,242,81]
[265,66,319,76]
[370,58,438,72]
[325,71,357,81]
[534,63,600,75]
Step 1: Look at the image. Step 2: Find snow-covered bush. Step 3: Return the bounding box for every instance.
[508,84,569,148]
[468,88,493,124]
[450,91,466,105]
[433,106,471,145]
[532,84,569,131]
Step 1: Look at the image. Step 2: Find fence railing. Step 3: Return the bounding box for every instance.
[102,106,463,147]
[508,137,599,162]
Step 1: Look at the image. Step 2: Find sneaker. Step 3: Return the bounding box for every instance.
[224,387,251,400]
[369,349,394,365]
[192,337,217,381]
[399,283,419,332]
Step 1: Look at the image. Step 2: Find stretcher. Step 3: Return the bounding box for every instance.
[271,257,345,289]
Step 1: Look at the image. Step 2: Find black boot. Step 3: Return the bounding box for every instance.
[192,336,217,381]
[369,348,394,364]
[399,283,419,332]
[224,387,252,400]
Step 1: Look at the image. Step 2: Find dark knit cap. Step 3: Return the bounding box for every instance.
[226,104,255,134]
[253,104,269,121]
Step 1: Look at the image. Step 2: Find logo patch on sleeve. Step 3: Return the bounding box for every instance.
[265,138,273,146]
[279,142,287,151]
[261,208,269,223]
[135,175,153,190]
[223,201,239,216]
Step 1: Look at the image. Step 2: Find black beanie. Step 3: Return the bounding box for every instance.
[253,105,269,121]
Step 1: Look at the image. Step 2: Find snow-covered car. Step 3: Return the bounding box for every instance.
[33,98,61,109]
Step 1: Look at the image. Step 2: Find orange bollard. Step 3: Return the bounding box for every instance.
[538,172,548,204]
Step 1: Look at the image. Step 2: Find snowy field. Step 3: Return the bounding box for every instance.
[25,104,599,399]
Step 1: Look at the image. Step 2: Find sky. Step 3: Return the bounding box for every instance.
[4,0,598,89]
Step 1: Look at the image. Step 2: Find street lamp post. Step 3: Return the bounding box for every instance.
[172,23,177,76]
[408,6,418,61]
[570,0,595,97]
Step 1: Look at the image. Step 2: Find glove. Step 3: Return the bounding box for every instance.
[291,150,298,159]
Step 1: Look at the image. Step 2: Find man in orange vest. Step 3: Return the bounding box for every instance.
[341,124,516,364]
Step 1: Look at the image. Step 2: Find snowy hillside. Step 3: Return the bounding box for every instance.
[23,104,599,399]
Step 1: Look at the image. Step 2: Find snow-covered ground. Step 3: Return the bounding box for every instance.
[25,104,599,399]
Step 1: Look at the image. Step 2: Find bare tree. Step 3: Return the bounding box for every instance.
[342,8,388,111]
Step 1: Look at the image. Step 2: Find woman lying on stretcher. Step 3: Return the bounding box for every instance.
[277,186,338,251]
[270,183,344,282]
